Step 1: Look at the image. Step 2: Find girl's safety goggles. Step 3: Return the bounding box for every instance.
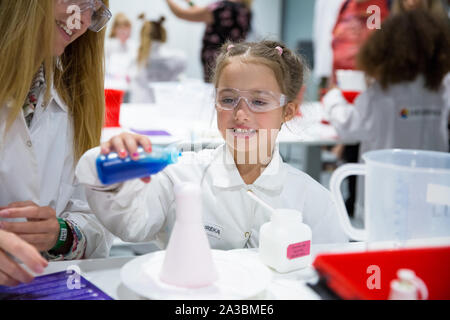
[215,88,288,113]
[59,0,112,32]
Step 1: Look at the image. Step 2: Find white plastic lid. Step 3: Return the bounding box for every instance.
[397,269,416,282]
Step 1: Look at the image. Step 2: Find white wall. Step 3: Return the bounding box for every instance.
[108,0,283,79]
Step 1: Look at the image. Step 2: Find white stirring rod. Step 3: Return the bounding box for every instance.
[246,190,276,214]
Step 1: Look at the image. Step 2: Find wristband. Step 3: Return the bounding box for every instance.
[50,218,69,251]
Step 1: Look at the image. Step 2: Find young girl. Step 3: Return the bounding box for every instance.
[0,0,114,286]
[76,41,348,250]
[129,14,187,103]
[105,12,136,93]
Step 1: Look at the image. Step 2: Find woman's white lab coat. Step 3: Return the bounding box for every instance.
[76,144,349,250]
[0,86,114,259]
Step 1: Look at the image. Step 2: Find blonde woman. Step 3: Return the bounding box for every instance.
[0,0,114,286]
[166,0,252,82]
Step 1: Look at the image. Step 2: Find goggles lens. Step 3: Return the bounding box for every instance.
[60,0,112,32]
[215,88,288,113]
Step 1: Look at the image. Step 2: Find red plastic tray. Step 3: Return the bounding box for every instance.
[313,246,450,300]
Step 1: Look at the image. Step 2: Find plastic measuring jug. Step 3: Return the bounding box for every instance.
[330,149,450,243]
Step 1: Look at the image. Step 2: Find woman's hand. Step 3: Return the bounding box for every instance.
[0,202,60,252]
[0,229,48,287]
[100,132,153,183]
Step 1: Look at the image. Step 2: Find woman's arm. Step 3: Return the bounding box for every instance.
[166,0,213,23]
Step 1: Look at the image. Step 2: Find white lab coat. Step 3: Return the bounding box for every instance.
[323,76,450,221]
[0,86,114,259]
[313,0,345,79]
[75,144,349,250]
[323,76,449,156]
[129,42,187,103]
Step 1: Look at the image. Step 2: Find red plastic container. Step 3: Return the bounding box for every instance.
[341,90,361,104]
[104,89,125,127]
[313,246,450,300]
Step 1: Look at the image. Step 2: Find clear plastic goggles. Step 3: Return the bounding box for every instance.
[215,88,288,113]
[60,0,112,32]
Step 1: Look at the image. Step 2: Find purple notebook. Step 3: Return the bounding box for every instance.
[0,271,113,300]
[130,128,171,136]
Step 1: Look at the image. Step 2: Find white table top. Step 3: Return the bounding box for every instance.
[39,242,368,300]
[102,102,356,147]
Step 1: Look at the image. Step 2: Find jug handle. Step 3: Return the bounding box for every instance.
[329,164,367,241]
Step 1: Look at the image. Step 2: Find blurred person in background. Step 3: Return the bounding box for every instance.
[166,0,252,82]
[129,14,187,103]
[329,0,390,218]
[105,13,137,101]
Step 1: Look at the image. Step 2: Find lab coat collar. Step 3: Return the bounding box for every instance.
[211,144,287,192]
[49,84,69,113]
[2,80,68,113]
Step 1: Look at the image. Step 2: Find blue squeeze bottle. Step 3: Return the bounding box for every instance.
[96,146,182,185]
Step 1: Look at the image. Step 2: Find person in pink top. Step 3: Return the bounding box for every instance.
[331,0,390,85]
[329,0,390,218]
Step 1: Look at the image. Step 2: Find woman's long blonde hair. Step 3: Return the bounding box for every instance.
[0,0,108,161]
[137,14,167,67]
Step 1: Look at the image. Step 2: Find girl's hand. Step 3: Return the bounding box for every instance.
[0,202,60,252]
[0,229,48,287]
[100,132,153,184]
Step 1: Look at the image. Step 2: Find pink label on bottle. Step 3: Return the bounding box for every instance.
[287,240,311,260]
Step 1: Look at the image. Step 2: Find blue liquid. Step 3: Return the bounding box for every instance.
[96,146,181,185]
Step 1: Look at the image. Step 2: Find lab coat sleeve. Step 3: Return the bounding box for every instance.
[75,147,173,243]
[323,87,377,142]
[58,183,115,259]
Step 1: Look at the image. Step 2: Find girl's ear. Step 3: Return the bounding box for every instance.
[283,85,305,122]
[283,101,299,122]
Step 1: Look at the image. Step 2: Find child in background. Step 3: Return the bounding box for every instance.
[323,10,450,221]
[76,41,348,250]
[129,14,187,103]
[105,13,137,96]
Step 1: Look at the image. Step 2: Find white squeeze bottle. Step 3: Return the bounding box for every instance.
[389,269,429,300]
[259,209,312,273]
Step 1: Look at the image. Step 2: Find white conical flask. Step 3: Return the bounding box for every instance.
[159,183,219,288]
